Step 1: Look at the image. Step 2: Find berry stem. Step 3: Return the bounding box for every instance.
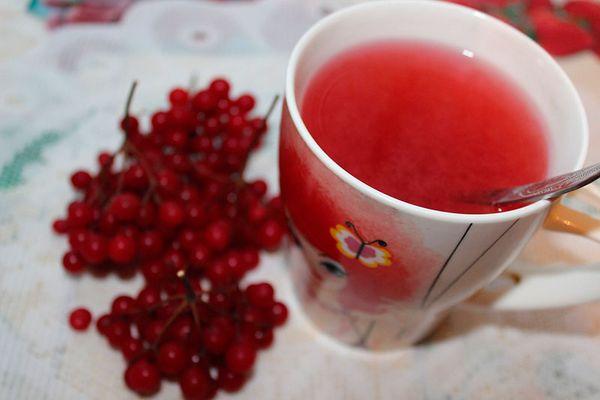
[124,81,138,123]
[123,140,161,203]
[176,270,203,331]
[132,294,187,316]
[151,300,187,349]
[264,94,280,121]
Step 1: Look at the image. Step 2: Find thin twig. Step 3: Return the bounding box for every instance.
[264,94,280,121]
[124,81,138,120]
[151,300,188,349]
[124,140,161,203]
[177,270,203,331]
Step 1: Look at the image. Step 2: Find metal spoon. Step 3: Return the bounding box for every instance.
[472,162,600,207]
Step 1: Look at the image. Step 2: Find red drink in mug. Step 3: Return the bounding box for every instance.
[279,1,591,350]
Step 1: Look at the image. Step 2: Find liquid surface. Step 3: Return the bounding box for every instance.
[301,40,549,214]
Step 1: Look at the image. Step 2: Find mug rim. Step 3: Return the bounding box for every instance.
[285,0,589,224]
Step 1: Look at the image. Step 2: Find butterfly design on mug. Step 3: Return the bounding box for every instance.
[330,221,392,268]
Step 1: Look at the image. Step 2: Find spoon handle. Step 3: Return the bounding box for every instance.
[487,162,600,206]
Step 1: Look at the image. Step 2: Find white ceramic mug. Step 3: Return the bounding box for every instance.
[279,0,598,350]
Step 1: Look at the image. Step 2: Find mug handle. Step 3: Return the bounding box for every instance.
[543,184,600,243]
[469,186,600,307]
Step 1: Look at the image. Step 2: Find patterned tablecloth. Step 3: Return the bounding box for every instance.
[1,1,600,399]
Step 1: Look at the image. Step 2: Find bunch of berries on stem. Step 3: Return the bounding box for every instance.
[55,78,288,399]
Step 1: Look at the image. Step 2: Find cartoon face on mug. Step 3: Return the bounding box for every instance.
[289,218,418,315]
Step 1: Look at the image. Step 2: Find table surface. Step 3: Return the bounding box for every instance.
[1,1,600,399]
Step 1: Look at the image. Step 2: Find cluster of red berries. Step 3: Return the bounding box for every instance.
[54,78,288,399]
[95,279,288,399]
[449,0,600,56]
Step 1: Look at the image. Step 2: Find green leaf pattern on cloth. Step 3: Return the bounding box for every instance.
[0,132,62,190]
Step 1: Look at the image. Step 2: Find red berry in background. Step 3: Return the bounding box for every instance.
[216,98,231,113]
[224,251,246,280]
[98,212,118,234]
[106,319,131,348]
[157,341,188,376]
[257,218,285,250]
[188,243,211,270]
[121,337,144,361]
[120,115,139,133]
[206,259,232,287]
[123,163,148,190]
[565,0,600,32]
[209,292,232,313]
[156,169,182,195]
[137,230,164,259]
[117,224,139,240]
[109,193,141,222]
[204,181,225,200]
[249,179,268,197]
[167,152,192,174]
[241,306,264,326]
[268,195,283,212]
[247,201,267,223]
[97,151,113,168]
[111,295,137,316]
[203,219,232,251]
[203,323,231,355]
[178,228,199,251]
[217,367,246,392]
[246,283,275,308]
[125,360,161,396]
[67,201,93,228]
[136,202,156,228]
[164,129,189,150]
[142,320,163,343]
[529,9,594,55]
[159,201,185,228]
[269,302,289,326]
[185,202,206,228]
[52,218,69,234]
[169,316,196,343]
[226,116,246,137]
[249,117,267,135]
[204,117,220,135]
[191,135,213,153]
[209,78,230,99]
[163,249,186,272]
[108,234,137,264]
[79,233,107,264]
[141,259,168,284]
[168,107,194,129]
[254,327,274,349]
[69,308,92,331]
[179,366,211,400]
[528,0,553,11]
[235,94,256,112]
[96,314,113,335]
[70,170,92,190]
[225,342,256,373]
[62,251,85,274]
[151,110,169,131]
[169,87,189,107]
[240,248,260,270]
[137,286,161,308]
[192,90,217,112]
